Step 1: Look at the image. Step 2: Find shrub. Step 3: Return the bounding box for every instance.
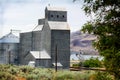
[26,68,53,80]
[0,64,97,80]
[0,72,17,80]
[54,70,93,80]
[90,71,114,80]
[54,71,74,80]
[26,74,39,80]
[0,64,11,72]
[72,63,80,67]
[83,57,102,68]
[8,67,19,75]
[20,65,33,73]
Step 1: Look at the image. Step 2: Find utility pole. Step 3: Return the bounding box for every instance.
[8,51,11,64]
[39,51,41,67]
[7,45,11,64]
[55,45,58,72]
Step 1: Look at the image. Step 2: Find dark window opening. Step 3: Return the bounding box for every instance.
[57,15,59,18]
[51,15,53,17]
[62,15,65,18]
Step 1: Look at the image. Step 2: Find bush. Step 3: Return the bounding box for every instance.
[26,68,53,80]
[20,66,33,73]
[90,71,114,80]
[72,63,80,67]
[8,67,19,75]
[26,74,39,80]
[54,70,93,80]
[83,57,102,68]
[54,71,74,80]
[0,64,97,80]
[0,72,17,80]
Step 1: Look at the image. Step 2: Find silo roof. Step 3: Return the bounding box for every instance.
[0,32,19,43]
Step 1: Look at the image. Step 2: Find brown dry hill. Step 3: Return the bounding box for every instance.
[70,31,98,55]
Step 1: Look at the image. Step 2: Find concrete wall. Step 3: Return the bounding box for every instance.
[38,19,45,25]
[35,59,51,67]
[20,31,42,65]
[24,53,35,65]
[41,20,51,55]
[51,30,70,69]
[45,9,67,22]
[19,32,32,64]
[32,31,42,51]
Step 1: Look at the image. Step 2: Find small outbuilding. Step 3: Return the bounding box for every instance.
[25,50,51,67]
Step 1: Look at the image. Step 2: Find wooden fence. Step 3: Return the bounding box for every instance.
[70,67,106,71]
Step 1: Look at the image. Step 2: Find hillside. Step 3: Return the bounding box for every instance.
[70,31,98,55]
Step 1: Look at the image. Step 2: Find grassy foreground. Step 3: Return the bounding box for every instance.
[0,64,113,80]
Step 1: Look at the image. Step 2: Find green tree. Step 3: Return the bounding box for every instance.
[81,0,120,79]
[83,57,102,68]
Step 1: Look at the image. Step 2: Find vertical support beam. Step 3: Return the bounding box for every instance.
[55,45,58,72]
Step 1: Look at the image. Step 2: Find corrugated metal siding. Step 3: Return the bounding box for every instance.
[0,33,19,43]
[0,43,19,64]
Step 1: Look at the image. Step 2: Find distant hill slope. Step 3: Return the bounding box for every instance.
[70,31,99,55]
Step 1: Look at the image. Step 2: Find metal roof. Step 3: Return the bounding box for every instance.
[48,21,70,30]
[32,25,43,31]
[30,50,51,59]
[46,6,66,11]
[0,32,19,43]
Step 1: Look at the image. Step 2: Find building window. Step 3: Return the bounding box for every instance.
[57,15,59,18]
[62,15,65,18]
[51,15,53,17]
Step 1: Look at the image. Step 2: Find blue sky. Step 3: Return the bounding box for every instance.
[0,0,91,37]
